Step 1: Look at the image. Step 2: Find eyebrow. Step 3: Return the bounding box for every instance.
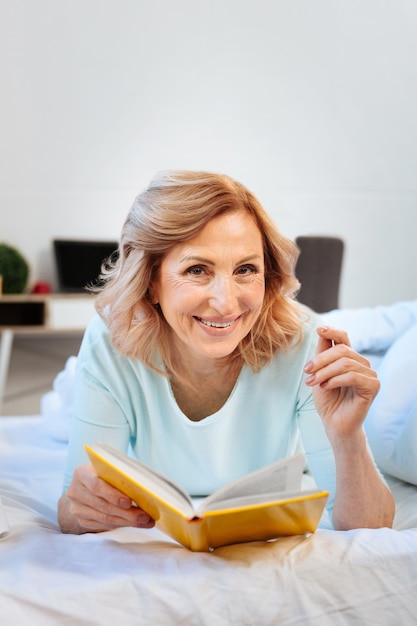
[179,254,262,265]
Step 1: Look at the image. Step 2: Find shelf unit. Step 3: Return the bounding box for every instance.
[0,294,96,413]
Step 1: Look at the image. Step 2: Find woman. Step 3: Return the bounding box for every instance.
[58,170,394,534]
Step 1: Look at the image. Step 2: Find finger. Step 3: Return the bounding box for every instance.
[68,485,155,530]
[305,345,378,388]
[305,326,355,377]
[70,500,155,531]
[69,467,155,529]
[306,353,379,386]
[313,369,380,396]
[75,465,135,510]
[91,477,155,525]
[88,472,134,509]
[316,326,351,352]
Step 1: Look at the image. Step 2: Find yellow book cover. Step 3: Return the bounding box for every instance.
[85,443,329,552]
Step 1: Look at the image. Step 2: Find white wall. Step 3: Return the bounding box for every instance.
[1,0,416,308]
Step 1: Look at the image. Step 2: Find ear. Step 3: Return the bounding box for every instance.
[148,284,159,305]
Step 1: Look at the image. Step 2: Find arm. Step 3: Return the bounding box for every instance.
[304,326,395,530]
[57,390,156,534]
[57,317,156,534]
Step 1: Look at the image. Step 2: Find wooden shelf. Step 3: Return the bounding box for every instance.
[0,293,96,413]
[0,293,96,331]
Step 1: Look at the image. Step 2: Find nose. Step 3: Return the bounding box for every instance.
[208,275,236,314]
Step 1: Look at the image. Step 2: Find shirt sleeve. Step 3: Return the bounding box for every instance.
[296,371,338,521]
[62,317,132,492]
[295,309,389,524]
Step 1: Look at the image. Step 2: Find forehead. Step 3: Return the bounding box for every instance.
[166,211,264,260]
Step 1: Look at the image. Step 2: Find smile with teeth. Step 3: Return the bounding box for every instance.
[195,317,236,328]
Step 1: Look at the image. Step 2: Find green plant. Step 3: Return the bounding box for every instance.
[0,243,30,293]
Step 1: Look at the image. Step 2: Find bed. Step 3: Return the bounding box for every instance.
[1,412,417,625]
[2,298,417,624]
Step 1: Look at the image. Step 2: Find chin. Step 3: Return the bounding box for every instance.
[199,342,241,360]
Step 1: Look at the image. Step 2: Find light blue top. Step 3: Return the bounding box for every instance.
[63,311,337,514]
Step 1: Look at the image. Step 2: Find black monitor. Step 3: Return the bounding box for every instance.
[53,239,119,293]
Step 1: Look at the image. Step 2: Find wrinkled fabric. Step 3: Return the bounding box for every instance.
[1,417,417,626]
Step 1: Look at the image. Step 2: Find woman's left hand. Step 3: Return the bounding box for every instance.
[304,326,380,440]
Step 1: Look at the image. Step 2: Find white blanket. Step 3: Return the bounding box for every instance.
[1,416,417,625]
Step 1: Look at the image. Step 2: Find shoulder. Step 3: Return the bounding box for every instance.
[78,313,127,374]
[82,313,109,343]
[295,303,321,354]
[77,313,159,383]
[252,304,319,378]
[278,304,320,368]
[78,314,112,358]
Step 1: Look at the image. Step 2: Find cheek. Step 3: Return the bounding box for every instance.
[161,279,199,310]
[249,279,266,309]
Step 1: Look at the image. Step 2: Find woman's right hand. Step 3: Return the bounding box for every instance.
[58,464,155,534]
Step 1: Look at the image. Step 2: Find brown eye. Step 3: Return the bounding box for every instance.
[236,265,256,276]
[186,266,206,276]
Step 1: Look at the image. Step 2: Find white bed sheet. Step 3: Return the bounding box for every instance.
[1,416,417,626]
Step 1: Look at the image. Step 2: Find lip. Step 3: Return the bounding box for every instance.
[193,315,241,332]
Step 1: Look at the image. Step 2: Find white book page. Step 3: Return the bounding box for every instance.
[199,488,324,513]
[198,453,305,514]
[92,443,195,517]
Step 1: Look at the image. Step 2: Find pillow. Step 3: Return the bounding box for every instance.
[40,356,77,442]
[364,323,417,486]
[321,300,417,353]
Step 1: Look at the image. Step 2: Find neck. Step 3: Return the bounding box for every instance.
[168,356,243,422]
[173,353,242,388]
[166,334,242,386]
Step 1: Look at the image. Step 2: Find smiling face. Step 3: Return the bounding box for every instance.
[152,210,266,367]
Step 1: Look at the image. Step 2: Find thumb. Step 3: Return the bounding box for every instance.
[315,326,334,355]
[315,326,352,354]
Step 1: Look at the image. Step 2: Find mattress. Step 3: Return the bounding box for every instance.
[1,415,416,625]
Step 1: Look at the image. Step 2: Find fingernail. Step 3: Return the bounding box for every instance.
[138,513,152,525]
[318,326,329,333]
[118,497,132,509]
[304,360,314,373]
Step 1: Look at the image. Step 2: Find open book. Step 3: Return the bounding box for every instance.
[85,443,329,552]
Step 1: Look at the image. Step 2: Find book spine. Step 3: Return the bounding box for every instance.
[186,518,210,552]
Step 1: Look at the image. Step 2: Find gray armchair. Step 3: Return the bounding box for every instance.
[295,236,344,313]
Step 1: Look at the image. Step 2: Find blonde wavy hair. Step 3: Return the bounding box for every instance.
[95,170,304,377]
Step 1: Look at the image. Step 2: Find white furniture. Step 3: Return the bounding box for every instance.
[0,294,96,413]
